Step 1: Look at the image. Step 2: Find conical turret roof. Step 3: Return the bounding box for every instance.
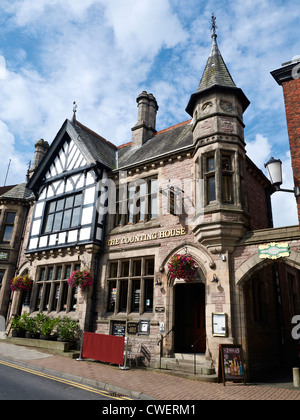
[197,33,236,91]
[186,19,250,116]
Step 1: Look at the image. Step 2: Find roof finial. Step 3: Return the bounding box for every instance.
[211,13,217,38]
[72,101,77,122]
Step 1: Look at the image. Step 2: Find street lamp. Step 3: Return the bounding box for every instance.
[264,157,300,196]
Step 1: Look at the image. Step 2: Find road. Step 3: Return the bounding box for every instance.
[0,359,133,401]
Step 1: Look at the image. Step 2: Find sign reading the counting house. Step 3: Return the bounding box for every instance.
[107,227,186,247]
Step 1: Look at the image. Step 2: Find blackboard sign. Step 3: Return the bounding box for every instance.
[218,344,246,385]
[112,321,126,337]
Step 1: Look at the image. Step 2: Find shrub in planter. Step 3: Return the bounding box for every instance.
[11,315,26,337]
[21,313,40,339]
[57,317,79,342]
[39,317,58,340]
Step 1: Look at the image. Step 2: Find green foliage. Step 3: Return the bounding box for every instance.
[57,316,79,340]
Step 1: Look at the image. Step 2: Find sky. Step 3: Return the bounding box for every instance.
[0,0,299,227]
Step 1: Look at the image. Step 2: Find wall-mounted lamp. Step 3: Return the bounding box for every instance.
[265,157,300,197]
[155,278,162,287]
[212,274,219,283]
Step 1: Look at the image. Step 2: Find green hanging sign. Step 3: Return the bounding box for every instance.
[258,242,290,260]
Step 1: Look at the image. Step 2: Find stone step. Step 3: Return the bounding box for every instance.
[157,354,216,376]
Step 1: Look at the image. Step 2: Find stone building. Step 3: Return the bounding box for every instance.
[5,26,300,380]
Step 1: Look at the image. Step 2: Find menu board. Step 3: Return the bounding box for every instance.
[218,344,246,385]
[112,321,126,337]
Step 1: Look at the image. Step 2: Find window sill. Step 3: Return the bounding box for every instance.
[110,220,161,235]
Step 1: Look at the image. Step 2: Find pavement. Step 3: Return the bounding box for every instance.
[0,339,300,401]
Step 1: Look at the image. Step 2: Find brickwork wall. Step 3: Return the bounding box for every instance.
[282,78,300,222]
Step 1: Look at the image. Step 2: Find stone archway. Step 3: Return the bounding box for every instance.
[233,250,300,379]
[162,243,213,355]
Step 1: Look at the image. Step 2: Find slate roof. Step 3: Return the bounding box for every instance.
[70,120,117,170]
[117,120,193,169]
[197,34,236,91]
[0,183,32,200]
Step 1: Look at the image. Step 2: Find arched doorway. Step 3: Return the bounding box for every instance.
[236,256,300,379]
[174,282,206,353]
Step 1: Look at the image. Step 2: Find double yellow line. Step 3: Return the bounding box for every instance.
[0,359,132,400]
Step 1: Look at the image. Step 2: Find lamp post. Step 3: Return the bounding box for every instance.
[264,157,300,197]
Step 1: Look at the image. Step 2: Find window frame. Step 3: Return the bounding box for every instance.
[1,212,16,243]
[34,263,81,313]
[115,177,158,227]
[42,193,83,234]
[106,257,155,315]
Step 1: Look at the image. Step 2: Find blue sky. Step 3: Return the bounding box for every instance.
[0,0,299,227]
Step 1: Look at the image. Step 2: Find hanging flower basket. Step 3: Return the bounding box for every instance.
[168,254,198,283]
[67,269,94,289]
[11,275,33,292]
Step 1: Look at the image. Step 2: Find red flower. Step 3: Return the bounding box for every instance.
[11,275,33,292]
[67,270,94,289]
[168,254,197,283]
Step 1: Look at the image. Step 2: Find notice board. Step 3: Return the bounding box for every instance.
[218,344,246,385]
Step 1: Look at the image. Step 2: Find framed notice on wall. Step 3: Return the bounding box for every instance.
[218,344,246,385]
[212,313,228,337]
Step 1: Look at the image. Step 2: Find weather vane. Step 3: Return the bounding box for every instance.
[211,13,217,36]
[72,101,77,122]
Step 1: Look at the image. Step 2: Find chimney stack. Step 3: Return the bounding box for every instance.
[131,91,158,147]
[27,139,49,180]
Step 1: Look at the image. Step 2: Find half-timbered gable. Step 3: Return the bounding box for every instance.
[26,119,116,253]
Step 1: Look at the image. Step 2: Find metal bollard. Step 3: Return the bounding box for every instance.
[293,367,300,388]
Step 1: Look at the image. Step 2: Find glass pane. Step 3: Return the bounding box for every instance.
[132,260,141,276]
[121,261,129,277]
[145,258,154,275]
[65,196,74,209]
[222,156,231,171]
[62,209,72,229]
[74,194,82,207]
[42,284,51,310]
[6,212,16,223]
[131,280,141,312]
[144,279,154,312]
[222,175,233,203]
[139,198,146,221]
[44,213,54,233]
[71,207,81,227]
[208,177,216,202]
[56,266,63,280]
[35,284,43,311]
[60,283,68,311]
[65,265,72,279]
[119,281,128,312]
[207,157,215,172]
[3,225,13,241]
[109,262,118,278]
[56,199,65,211]
[107,281,116,312]
[48,201,56,213]
[39,268,46,282]
[0,271,5,285]
[51,284,60,311]
[151,195,157,218]
[150,179,158,193]
[70,287,78,311]
[47,267,54,281]
[53,212,63,231]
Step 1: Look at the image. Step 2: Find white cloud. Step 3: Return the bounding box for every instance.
[246,134,272,170]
